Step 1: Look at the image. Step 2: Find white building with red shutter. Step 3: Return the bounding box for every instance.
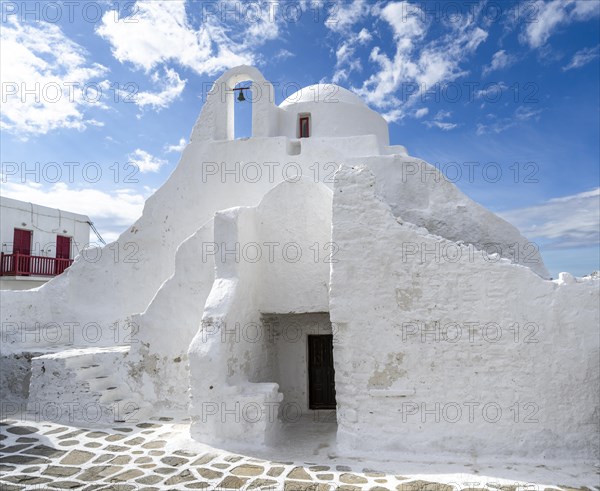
[0,196,91,290]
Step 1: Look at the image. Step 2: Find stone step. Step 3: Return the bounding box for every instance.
[26,346,141,425]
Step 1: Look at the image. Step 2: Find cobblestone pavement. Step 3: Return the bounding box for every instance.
[0,417,596,491]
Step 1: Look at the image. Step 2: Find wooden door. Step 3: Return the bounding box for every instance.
[308,335,336,409]
[13,229,31,254]
[13,229,32,275]
[55,235,72,274]
[56,236,71,259]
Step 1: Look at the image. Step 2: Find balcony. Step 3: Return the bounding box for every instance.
[0,253,73,277]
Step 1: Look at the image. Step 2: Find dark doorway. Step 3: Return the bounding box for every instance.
[308,335,336,409]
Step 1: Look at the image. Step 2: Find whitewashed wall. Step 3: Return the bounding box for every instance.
[329,166,599,461]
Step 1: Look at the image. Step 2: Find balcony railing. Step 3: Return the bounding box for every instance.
[0,253,73,277]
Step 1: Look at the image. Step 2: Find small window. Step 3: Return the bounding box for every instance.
[298,114,310,138]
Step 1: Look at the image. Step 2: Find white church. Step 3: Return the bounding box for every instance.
[1,66,597,462]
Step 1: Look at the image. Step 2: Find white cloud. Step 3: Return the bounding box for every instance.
[1,181,146,244]
[0,18,108,137]
[562,45,600,71]
[424,121,458,131]
[96,1,253,76]
[482,50,516,76]
[165,138,187,154]
[476,105,542,135]
[350,1,487,122]
[273,49,294,61]
[499,188,600,249]
[414,107,429,118]
[357,28,373,44]
[326,0,371,33]
[523,0,600,49]
[128,149,168,174]
[134,68,186,111]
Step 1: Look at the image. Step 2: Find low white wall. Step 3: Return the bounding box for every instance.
[330,166,599,461]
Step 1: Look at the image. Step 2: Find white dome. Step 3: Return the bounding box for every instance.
[279,84,367,107]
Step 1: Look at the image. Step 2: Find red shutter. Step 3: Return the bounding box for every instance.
[13,229,32,255]
[56,236,71,260]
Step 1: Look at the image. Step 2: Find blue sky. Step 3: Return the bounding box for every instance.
[1,0,598,278]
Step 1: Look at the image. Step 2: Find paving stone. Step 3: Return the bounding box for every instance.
[43,465,81,477]
[134,456,153,464]
[196,467,224,479]
[370,487,391,491]
[0,454,50,465]
[105,434,126,442]
[336,465,352,472]
[175,449,197,457]
[43,427,69,435]
[84,442,102,448]
[267,466,285,477]
[213,463,231,469]
[108,469,145,481]
[224,455,243,463]
[24,444,67,458]
[284,481,330,491]
[86,431,109,438]
[22,465,40,473]
[317,474,335,480]
[136,475,164,485]
[15,436,38,443]
[6,425,38,435]
[365,471,386,477]
[375,479,388,483]
[142,440,166,449]
[58,440,80,446]
[184,483,211,489]
[104,444,129,452]
[397,482,454,491]
[60,450,95,465]
[247,478,279,489]
[93,454,114,463]
[287,467,313,480]
[191,453,218,466]
[338,487,361,491]
[217,475,249,489]
[161,455,188,466]
[165,469,196,485]
[153,467,178,475]
[112,427,134,432]
[139,463,157,469]
[0,483,24,491]
[59,430,87,439]
[109,455,132,465]
[231,464,265,476]
[123,437,145,445]
[340,473,368,485]
[1,444,33,453]
[136,423,160,428]
[3,475,52,485]
[310,466,330,472]
[78,465,124,481]
[0,464,17,472]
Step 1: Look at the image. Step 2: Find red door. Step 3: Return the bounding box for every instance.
[55,235,72,274]
[13,229,31,254]
[13,229,32,275]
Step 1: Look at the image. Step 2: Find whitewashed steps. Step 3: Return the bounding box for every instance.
[27,346,145,425]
